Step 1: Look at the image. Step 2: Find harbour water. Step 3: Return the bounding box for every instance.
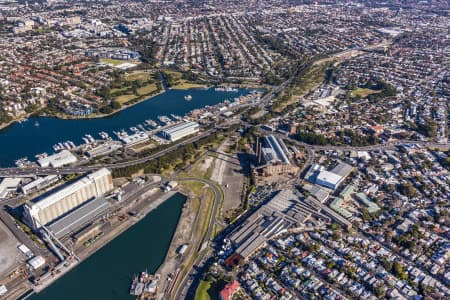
[31,193,186,300]
[0,88,254,167]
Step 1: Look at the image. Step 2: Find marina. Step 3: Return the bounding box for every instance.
[0,87,257,167]
[215,86,239,92]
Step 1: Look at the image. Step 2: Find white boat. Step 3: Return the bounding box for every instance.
[170,114,182,121]
[215,86,238,92]
[99,132,109,139]
[85,134,95,143]
[184,95,192,101]
[15,157,29,167]
[35,153,48,160]
[145,119,158,127]
[157,115,171,125]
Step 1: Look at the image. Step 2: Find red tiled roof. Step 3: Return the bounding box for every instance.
[219,280,240,300]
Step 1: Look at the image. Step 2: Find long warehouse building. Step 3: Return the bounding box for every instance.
[23,168,113,229]
[161,121,199,142]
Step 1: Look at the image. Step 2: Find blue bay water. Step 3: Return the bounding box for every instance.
[31,193,186,300]
[0,88,253,167]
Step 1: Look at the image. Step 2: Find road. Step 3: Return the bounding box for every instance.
[260,127,449,152]
[2,39,435,179]
[0,130,216,177]
[171,178,221,300]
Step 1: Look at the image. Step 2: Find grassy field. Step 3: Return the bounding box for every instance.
[111,86,129,94]
[164,70,206,90]
[195,280,212,300]
[351,88,382,98]
[114,83,159,104]
[137,83,158,95]
[171,82,207,90]
[100,58,128,66]
[194,279,224,300]
[164,70,183,80]
[115,94,136,104]
[126,71,151,81]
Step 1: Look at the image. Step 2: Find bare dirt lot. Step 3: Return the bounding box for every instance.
[0,221,20,278]
[210,139,248,217]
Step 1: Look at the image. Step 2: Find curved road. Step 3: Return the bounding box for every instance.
[171,177,222,300]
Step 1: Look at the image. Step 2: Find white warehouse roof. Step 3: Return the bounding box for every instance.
[163,121,199,135]
[161,121,199,141]
[316,170,342,187]
[28,255,45,270]
[29,168,111,211]
[38,150,77,168]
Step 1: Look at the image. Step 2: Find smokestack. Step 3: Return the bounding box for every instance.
[256,137,262,166]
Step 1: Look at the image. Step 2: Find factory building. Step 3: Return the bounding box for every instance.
[37,150,78,168]
[316,170,343,190]
[228,189,312,260]
[21,175,60,195]
[226,188,352,262]
[23,168,113,230]
[161,121,199,142]
[306,162,353,190]
[254,135,299,177]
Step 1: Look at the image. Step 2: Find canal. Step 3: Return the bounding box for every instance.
[31,192,186,300]
[0,88,254,167]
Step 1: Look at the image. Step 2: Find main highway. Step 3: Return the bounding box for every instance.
[0,116,447,180]
[0,129,217,177]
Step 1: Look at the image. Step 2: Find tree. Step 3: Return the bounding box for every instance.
[99,105,113,114]
[393,261,407,280]
[96,86,111,99]
[398,183,417,198]
[111,101,122,110]
[374,285,386,298]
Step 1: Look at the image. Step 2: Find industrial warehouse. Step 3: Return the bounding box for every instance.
[225,188,352,266]
[160,121,199,142]
[253,135,299,177]
[306,161,354,190]
[37,150,78,168]
[23,168,114,237]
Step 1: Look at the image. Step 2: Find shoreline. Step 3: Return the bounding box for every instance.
[0,89,165,132]
[16,190,183,299]
[0,83,265,132]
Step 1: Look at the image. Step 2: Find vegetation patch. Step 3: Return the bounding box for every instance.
[171,82,207,90]
[194,279,225,300]
[137,83,158,95]
[351,87,382,98]
[100,58,129,66]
